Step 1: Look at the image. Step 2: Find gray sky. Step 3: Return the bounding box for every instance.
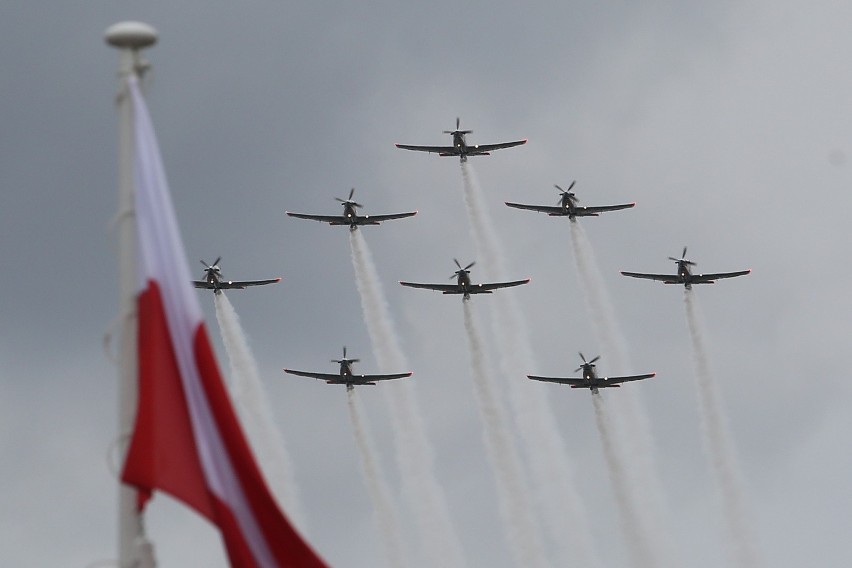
[3,1,852,566]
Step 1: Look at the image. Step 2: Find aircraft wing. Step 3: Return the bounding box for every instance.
[469,140,528,153]
[353,211,418,225]
[527,372,654,388]
[287,211,417,226]
[505,202,565,215]
[218,278,281,289]
[400,279,528,294]
[527,375,587,387]
[283,369,411,385]
[475,278,531,291]
[395,144,458,155]
[286,212,348,224]
[192,278,280,290]
[620,271,680,283]
[598,372,656,385]
[355,372,413,383]
[578,203,636,215]
[399,281,461,293]
[283,369,342,381]
[690,269,751,283]
[505,202,635,217]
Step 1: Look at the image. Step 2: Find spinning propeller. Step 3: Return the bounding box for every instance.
[335,188,363,209]
[443,117,473,136]
[450,258,476,280]
[555,181,578,206]
[575,352,601,372]
[669,246,696,266]
[200,257,222,275]
[332,346,360,364]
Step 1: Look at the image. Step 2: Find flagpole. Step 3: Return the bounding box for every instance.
[105,21,158,568]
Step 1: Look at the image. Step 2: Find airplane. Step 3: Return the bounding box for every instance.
[283,347,412,391]
[395,117,527,162]
[621,247,751,289]
[527,353,655,394]
[399,258,530,300]
[505,181,635,220]
[286,188,417,231]
[192,257,281,294]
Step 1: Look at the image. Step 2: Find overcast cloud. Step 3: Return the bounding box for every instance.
[3,2,852,567]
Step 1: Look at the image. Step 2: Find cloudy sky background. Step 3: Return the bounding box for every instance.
[3,1,852,566]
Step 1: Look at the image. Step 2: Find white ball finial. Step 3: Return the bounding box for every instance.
[105,21,158,50]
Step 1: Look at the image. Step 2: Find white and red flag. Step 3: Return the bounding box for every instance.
[120,76,327,568]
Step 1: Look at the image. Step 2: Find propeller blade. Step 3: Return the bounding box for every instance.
[579,352,587,363]
[213,256,221,267]
[200,259,209,268]
[556,183,577,205]
[348,188,355,201]
[671,247,696,265]
[589,355,601,364]
[456,117,460,129]
[464,261,475,271]
[454,258,462,269]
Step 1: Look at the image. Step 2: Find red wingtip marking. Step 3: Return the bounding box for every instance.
[275,277,282,282]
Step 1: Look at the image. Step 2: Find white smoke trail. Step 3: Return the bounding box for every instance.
[212,293,306,530]
[349,230,467,568]
[591,392,658,568]
[568,221,628,368]
[684,290,761,568]
[462,300,550,568]
[568,220,678,567]
[347,389,407,568]
[460,162,602,567]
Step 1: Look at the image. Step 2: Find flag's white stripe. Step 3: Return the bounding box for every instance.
[129,77,274,566]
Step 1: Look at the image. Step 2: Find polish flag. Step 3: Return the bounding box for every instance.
[120,76,327,568]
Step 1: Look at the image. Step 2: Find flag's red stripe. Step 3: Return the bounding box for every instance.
[211,494,259,568]
[194,329,327,566]
[122,280,215,520]
[124,281,327,566]
[124,75,329,566]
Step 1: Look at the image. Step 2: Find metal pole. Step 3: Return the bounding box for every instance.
[105,21,158,568]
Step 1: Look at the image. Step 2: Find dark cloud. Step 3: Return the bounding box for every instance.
[3,2,852,567]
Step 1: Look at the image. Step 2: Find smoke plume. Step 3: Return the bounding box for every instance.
[349,230,467,568]
[213,292,306,530]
